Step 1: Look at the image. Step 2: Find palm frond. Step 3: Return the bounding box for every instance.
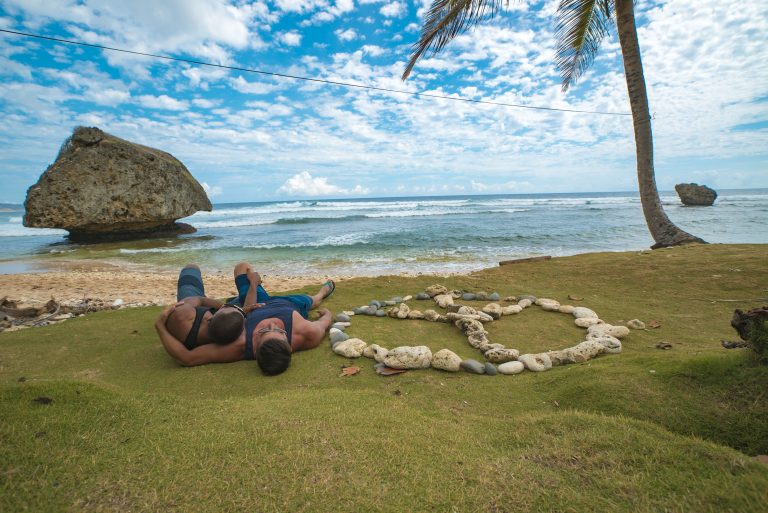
[555,0,615,91]
[402,0,506,80]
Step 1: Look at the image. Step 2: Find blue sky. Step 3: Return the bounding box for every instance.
[0,0,766,204]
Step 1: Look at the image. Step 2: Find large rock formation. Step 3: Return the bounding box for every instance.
[674,183,717,206]
[24,126,212,241]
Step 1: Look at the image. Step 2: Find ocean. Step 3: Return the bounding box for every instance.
[1,189,766,276]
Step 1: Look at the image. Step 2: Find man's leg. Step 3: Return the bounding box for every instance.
[177,264,206,301]
[233,262,270,306]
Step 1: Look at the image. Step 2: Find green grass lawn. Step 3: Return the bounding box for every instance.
[2,244,767,512]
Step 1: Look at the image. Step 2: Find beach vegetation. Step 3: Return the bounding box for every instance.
[402,0,705,249]
[1,245,767,511]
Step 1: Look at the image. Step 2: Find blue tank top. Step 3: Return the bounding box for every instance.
[243,298,297,360]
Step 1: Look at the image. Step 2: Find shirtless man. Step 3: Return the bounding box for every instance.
[154,264,247,365]
[155,262,334,374]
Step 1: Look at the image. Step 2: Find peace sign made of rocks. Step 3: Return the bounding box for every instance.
[329,284,645,376]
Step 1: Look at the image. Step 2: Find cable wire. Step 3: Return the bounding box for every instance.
[0,28,630,116]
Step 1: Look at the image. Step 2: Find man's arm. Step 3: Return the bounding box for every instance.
[155,305,242,366]
[292,308,333,352]
[176,296,223,309]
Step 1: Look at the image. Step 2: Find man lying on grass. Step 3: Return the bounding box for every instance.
[155,262,335,375]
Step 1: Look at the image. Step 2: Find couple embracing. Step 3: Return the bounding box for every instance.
[155,263,335,375]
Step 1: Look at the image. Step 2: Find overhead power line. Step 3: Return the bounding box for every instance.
[1,28,630,116]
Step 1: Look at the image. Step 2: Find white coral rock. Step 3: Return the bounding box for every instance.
[431,349,462,372]
[333,338,367,358]
[383,346,433,369]
[518,353,552,372]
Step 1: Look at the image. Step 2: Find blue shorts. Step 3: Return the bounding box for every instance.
[234,274,313,319]
[177,267,205,301]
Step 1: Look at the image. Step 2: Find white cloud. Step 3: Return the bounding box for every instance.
[380,1,406,18]
[231,76,279,95]
[201,181,223,197]
[335,28,358,42]
[136,94,189,111]
[277,171,370,196]
[277,31,302,46]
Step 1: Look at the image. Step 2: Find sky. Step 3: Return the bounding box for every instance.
[0,0,766,204]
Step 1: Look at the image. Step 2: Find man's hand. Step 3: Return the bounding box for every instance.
[247,268,262,285]
[155,302,183,326]
[316,308,331,318]
[243,303,265,314]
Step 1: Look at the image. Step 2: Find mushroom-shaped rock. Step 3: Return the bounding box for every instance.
[518,353,552,372]
[383,346,432,369]
[23,126,212,241]
[431,349,462,372]
[333,338,367,358]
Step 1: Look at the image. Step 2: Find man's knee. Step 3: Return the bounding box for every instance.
[183,264,200,271]
[233,262,251,277]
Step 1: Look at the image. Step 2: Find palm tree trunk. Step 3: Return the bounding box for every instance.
[614,0,705,249]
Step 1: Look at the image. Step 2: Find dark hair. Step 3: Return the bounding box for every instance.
[208,310,244,345]
[256,338,292,375]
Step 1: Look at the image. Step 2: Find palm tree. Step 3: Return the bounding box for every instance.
[402,0,705,249]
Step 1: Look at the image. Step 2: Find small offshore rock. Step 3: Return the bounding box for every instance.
[488,292,501,301]
[518,353,552,372]
[460,359,485,374]
[572,307,599,319]
[383,346,433,369]
[587,324,630,339]
[627,319,646,330]
[484,362,497,376]
[498,361,525,375]
[415,292,430,300]
[462,293,476,301]
[574,317,602,328]
[334,313,351,322]
[333,338,367,358]
[425,285,449,298]
[482,303,503,320]
[431,349,462,372]
[484,347,520,364]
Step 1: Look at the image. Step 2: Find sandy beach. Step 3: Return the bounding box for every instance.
[0,260,346,307]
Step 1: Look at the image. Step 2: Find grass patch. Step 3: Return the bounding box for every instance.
[1,244,767,511]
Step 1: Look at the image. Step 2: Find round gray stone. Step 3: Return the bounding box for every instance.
[370,300,382,308]
[335,313,351,322]
[460,359,485,374]
[484,362,497,376]
[488,292,501,301]
[462,293,476,301]
[415,292,430,300]
[375,309,387,317]
[517,294,537,302]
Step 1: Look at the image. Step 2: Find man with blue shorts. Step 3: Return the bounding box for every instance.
[154,262,335,373]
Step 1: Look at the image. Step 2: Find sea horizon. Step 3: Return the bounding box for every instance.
[2,188,767,277]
